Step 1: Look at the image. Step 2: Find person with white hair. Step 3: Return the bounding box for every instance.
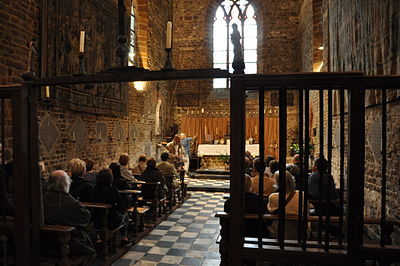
[42,170,95,260]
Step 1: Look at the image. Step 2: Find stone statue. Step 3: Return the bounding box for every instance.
[231,23,245,74]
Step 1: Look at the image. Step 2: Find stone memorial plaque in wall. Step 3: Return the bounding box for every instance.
[71,117,88,147]
[96,122,107,142]
[39,114,61,153]
[369,119,382,162]
[113,122,125,142]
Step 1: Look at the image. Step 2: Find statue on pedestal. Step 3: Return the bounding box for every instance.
[231,23,245,74]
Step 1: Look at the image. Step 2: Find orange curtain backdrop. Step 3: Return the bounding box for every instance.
[181,117,279,157]
[181,118,229,144]
[245,117,279,158]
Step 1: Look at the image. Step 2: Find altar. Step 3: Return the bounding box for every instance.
[197,144,260,169]
[197,144,260,157]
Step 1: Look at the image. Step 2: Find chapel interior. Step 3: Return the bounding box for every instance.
[0,0,399,265]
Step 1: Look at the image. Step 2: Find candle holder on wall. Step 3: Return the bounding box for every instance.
[162,48,174,71]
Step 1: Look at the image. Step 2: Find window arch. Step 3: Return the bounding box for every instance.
[128,4,136,66]
[213,0,257,88]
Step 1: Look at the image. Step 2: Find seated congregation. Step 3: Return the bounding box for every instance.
[223,154,337,240]
[39,151,188,264]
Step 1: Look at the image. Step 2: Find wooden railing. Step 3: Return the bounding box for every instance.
[228,72,400,265]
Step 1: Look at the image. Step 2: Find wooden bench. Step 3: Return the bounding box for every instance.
[215,211,400,265]
[81,202,122,258]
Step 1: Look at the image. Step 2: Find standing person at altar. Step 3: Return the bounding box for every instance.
[180,133,194,172]
[166,134,184,169]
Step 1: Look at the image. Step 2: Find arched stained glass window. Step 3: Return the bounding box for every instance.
[213,0,257,88]
[128,4,136,66]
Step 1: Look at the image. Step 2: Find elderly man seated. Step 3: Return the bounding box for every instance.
[42,170,95,259]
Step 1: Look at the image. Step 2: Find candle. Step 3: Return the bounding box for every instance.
[166,21,172,49]
[99,131,102,140]
[79,30,85,53]
[201,108,204,114]
[45,86,50,98]
[72,132,76,142]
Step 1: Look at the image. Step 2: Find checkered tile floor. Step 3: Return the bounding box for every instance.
[113,191,227,266]
[187,178,230,191]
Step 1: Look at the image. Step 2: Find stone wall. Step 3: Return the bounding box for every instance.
[302,0,400,243]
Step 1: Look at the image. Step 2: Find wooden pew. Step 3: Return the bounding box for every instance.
[215,211,400,265]
[119,190,149,234]
[81,202,122,258]
[40,225,93,266]
[138,182,167,221]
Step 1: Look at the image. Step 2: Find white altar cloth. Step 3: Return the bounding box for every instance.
[197,144,260,156]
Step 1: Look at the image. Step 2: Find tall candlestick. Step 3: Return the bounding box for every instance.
[45,86,50,98]
[166,21,172,49]
[79,31,85,53]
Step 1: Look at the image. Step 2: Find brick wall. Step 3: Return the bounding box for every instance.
[0,0,40,84]
[0,0,174,171]
[171,0,300,154]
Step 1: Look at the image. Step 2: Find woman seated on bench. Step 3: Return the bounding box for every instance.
[267,167,309,239]
[90,169,131,246]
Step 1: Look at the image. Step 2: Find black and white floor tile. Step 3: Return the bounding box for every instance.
[187,179,230,191]
[113,191,227,266]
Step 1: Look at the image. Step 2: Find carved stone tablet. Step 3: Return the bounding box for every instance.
[369,119,382,161]
[39,114,60,153]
